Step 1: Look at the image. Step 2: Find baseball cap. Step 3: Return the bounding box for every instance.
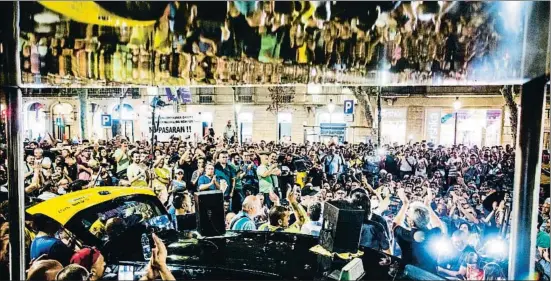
[301,184,319,197]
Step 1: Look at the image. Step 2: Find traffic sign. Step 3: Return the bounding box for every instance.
[101,114,112,127]
[344,100,354,122]
[344,100,354,114]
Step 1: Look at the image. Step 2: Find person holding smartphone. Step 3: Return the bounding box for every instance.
[257,152,281,208]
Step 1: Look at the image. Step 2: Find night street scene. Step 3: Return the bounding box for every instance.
[0,1,549,281]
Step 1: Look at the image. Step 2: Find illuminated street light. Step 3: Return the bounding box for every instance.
[328,99,335,124]
[328,99,335,113]
[453,98,462,111]
[234,103,242,114]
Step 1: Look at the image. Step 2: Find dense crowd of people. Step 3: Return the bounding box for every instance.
[0,122,549,280]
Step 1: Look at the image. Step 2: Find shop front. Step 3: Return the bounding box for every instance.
[317,111,346,144]
[380,108,407,145]
[426,108,502,147]
[52,103,75,141]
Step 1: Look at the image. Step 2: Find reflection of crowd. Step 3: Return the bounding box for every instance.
[1,123,549,280]
[20,1,518,85]
[184,1,515,84]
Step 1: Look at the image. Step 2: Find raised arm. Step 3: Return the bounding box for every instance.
[393,188,410,230]
[288,190,308,228]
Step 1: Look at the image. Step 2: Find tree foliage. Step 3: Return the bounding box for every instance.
[267,86,295,114]
[501,85,518,147]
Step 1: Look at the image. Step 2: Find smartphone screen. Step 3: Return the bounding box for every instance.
[118,265,134,281]
[141,233,152,260]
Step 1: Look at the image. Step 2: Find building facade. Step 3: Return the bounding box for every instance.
[22,86,525,146]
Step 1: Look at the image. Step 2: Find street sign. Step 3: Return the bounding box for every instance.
[344,100,354,122]
[344,100,354,114]
[440,113,453,124]
[101,114,112,127]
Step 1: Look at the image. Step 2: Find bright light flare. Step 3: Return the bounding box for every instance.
[234,103,242,113]
[327,99,335,114]
[501,1,523,33]
[453,100,462,111]
[486,238,508,257]
[432,237,452,256]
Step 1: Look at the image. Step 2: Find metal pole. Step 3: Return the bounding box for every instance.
[508,75,548,280]
[6,88,24,281]
[151,105,156,156]
[5,1,25,280]
[454,111,458,145]
[118,90,124,137]
[233,89,239,145]
[377,87,382,146]
[79,89,88,139]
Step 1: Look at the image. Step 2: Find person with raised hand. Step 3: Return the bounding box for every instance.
[140,233,175,281]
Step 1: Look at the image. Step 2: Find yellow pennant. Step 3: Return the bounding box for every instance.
[39,1,157,27]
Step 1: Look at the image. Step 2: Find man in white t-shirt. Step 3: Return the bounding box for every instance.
[127,151,147,187]
[223,120,236,144]
[399,150,417,179]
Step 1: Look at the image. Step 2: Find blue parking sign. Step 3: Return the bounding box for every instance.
[101,114,112,127]
[344,100,354,114]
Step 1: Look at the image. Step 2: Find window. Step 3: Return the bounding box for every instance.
[197,88,215,104]
[113,104,135,120]
[77,199,166,243]
[278,113,292,142]
[88,103,104,140]
[25,102,47,140]
[199,112,213,136]
[236,88,255,103]
[237,95,254,103]
[238,112,253,143]
[318,112,345,124]
[380,108,407,145]
[199,95,214,104]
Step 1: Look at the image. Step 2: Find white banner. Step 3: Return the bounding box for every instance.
[147,113,202,142]
[425,108,441,144]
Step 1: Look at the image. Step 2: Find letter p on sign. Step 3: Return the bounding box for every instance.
[101,114,112,127]
[344,100,354,114]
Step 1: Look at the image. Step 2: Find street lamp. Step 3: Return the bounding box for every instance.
[328,99,335,124]
[453,97,462,145]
